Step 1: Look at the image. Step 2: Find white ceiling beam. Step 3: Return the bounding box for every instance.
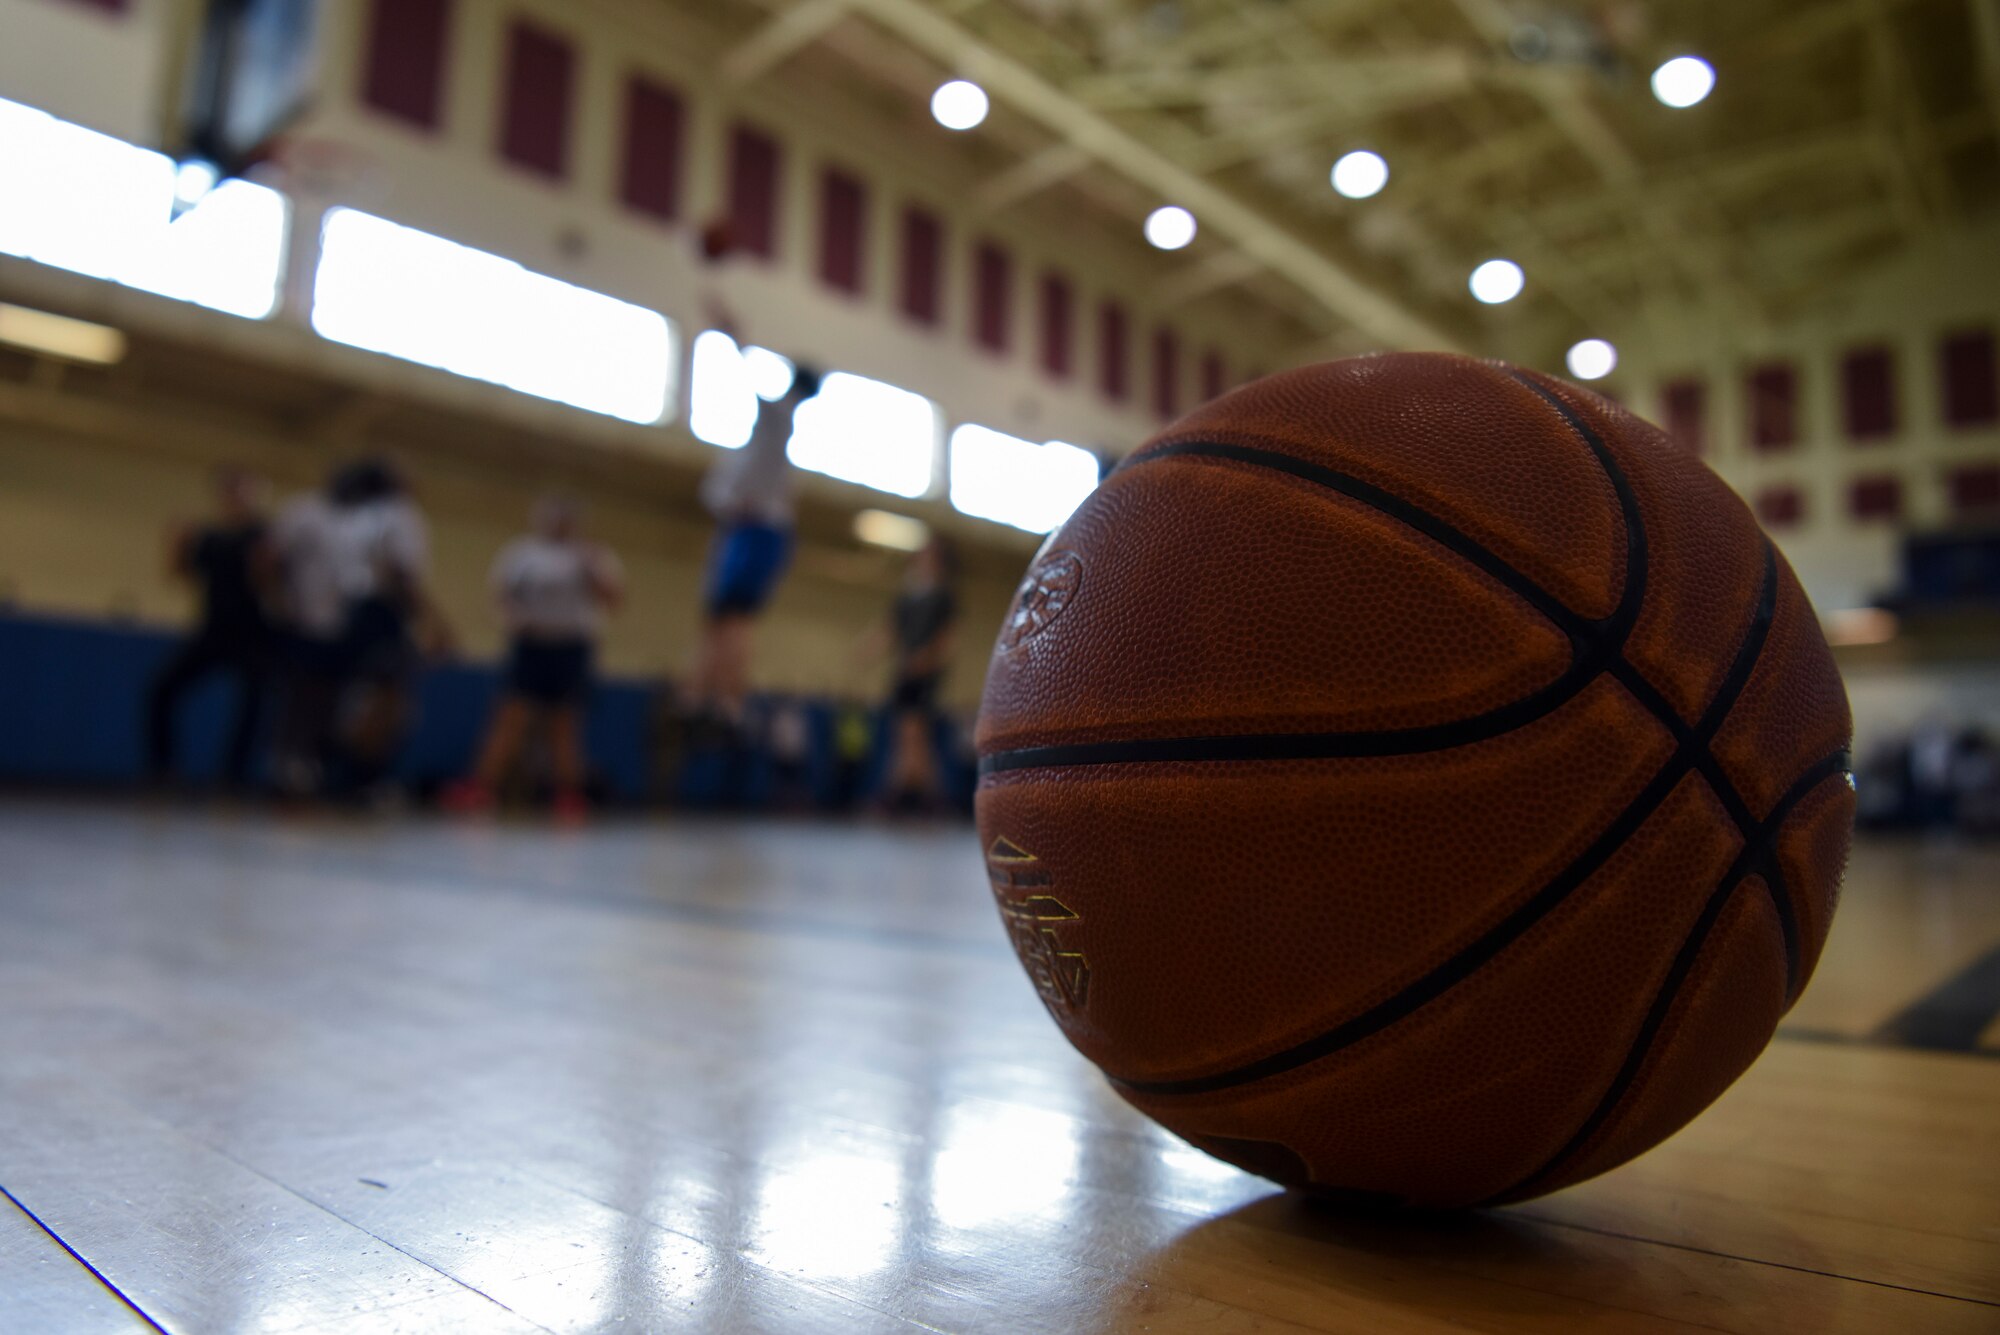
[972,143,1091,211]
[721,0,854,85]
[1069,53,1480,110]
[1519,125,1889,232]
[1391,122,1567,209]
[843,0,1463,351]
[1152,251,1265,310]
[1184,70,1481,174]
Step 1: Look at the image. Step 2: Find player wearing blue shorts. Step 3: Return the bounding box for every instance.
[687,365,821,723]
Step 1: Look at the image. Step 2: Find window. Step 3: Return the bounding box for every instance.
[689,330,795,447]
[817,167,867,296]
[788,372,940,498]
[1747,362,1797,452]
[949,425,1098,533]
[1849,475,1902,521]
[1200,349,1225,403]
[1949,464,2000,516]
[497,20,574,179]
[1098,300,1129,403]
[1754,484,1803,529]
[1661,378,1705,454]
[688,330,756,448]
[972,240,1012,354]
[0,96,286,319]
[898,206,942,326]
[311,208,675,424]
[618,75,684,223]
[726,124,781,260]
[1941,329,1997,428]
[360,0,451,130]
[1038,271,1073,379]
[1152,326,1180,419]
[1840,346,1896,442]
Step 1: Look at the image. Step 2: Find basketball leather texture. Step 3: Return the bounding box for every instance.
[974,353,1853,1208]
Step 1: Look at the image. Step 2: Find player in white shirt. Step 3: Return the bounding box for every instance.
[442,496,623,820]
[687,365,820,725]
[327,459,455,797]
[268,477,350,797]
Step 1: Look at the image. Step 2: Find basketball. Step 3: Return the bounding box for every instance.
[699,216,738,262]
[975,352,1856,1208]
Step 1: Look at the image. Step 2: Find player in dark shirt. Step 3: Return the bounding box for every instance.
[146,467,276,789]
[862,536,959,814]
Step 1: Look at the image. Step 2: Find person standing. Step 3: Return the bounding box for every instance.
[442,496,623,820]
[145,466,275,789]
[325,458,454,798]
[268,467,352,798]
[863,535,959,815]
[687,365,820,725]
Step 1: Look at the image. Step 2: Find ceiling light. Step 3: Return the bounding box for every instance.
[931,80,989,131]
[0,303,127,364]
[1650,56,1715,109]
[1565,338,1617,380]
[854,509,931,552]
[1468,259,1524,305]
[1330,150,1389,199]
[1144,205,1197,250]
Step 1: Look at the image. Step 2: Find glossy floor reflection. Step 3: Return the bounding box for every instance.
[0,800,1994,1333]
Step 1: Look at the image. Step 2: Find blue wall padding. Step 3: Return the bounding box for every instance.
[0,610,969,809]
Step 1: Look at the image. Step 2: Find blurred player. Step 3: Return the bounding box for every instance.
[442,495,623,820]
[687,364,821,726]
[269,466,349,798]
[325,458,454,799]
[861,535,959,815]
[145,465,275,790]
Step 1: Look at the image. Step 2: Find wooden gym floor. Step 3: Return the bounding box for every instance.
[1,798,1995,1334]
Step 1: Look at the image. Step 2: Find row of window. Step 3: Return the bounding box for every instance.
[1753,466,2000,530]
[1658,332,1999,455]
[0,94,1098,534]
[357,0,1240,418]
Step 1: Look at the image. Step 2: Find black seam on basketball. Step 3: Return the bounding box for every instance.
[1113,757,1700,1097]
[1760,860,1803,999]
[1113,408,1785,1098]
[1113,542,1776,1098]
[981,394,1651,777]
[1481,750,1850,1205]
[1129,440,1596,636]
[1488,875,1749,1206]
[1503,373,1647,644]
[976,662,1603,771]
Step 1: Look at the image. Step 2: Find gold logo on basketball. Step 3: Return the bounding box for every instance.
[999,550,1082,650]
[986,837,1090,1013]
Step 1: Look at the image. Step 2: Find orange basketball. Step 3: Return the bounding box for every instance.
[975,353,1853,1208]
[699,216,737,262]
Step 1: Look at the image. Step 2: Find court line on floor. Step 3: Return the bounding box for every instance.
[1871,944,2000,1053]
[1504,1210,2000,1310]
[157,1137,561,1335]
[1775,1026,2000,1060]
[0,1183,169,1335]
